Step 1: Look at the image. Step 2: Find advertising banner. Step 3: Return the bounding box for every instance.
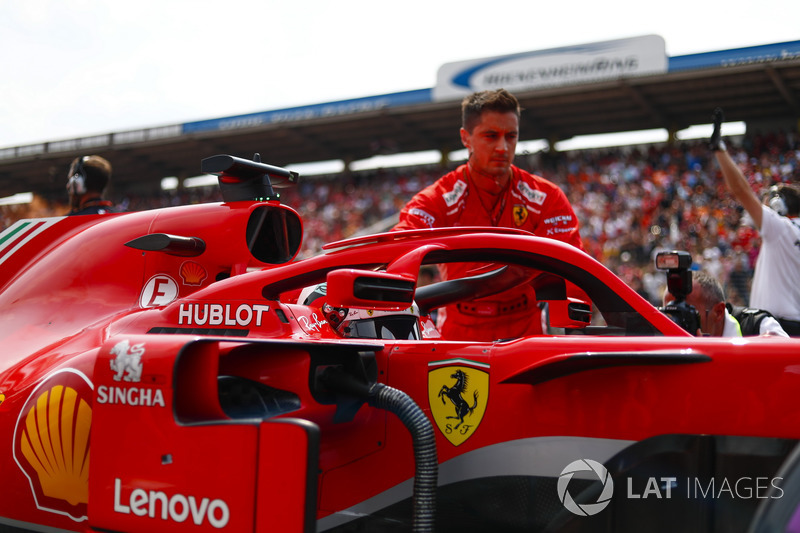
[434,35,667,101]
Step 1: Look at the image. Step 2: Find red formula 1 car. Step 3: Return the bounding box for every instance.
[2,155,800,533]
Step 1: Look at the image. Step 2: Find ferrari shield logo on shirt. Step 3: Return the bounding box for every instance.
[513,204,529,226]
[428,360,489,446]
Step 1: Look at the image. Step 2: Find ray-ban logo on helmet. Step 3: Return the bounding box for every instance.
[558,459,614,516]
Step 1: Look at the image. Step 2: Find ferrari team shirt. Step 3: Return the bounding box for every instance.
[395,165,583,248]
[394,164,584,340]
[749,205,800,321]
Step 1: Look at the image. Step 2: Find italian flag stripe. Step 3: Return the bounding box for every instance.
[428,358,490,369]
[0,220,35,246]
[0,218,65,265]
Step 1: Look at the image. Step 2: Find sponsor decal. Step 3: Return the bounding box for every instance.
[139,274,179,308]
[408,207,436,228]
[179,261,208,286]
[100,340,165,407]
[96,386,165,407]
[114,478,230,528]
[110,340,144,382]
[420,317,441,338]
[13,369,93,521]
[517,182,547,205]
[347,307,372,320]
[344,305,416,320]
[512,204,528,226]
[178,303,270,327]
[428,359,489,446]
[298,312,329,332]
[546,227,576,236]
[544,214,574,226]
[0,217,66,266]
[443,180,467,207]
[434,35,667,100]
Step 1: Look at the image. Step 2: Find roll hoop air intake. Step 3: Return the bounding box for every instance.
[319,367,437,532]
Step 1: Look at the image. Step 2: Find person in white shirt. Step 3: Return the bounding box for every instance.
[709,107,800,336]
[663,270,788,337]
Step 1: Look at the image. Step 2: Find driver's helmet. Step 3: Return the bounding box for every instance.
[298,282,422,340]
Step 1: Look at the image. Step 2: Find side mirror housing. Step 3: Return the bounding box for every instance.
[325,269,415,311]
[544,298,592,328]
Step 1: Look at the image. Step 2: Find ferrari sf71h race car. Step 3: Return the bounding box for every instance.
[2,155,800,533]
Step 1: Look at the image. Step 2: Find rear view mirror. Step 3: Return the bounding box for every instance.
[247,205,303,264]
[544,298,592,328]
[326,269,415,311]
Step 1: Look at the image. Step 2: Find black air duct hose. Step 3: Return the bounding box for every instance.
[320,368,438,532]
[369,383,437,533]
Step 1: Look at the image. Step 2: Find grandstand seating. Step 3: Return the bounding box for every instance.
[2,132,797,308]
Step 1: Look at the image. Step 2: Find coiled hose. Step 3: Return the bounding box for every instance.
[320,367,437,532]
[368,382,437,533]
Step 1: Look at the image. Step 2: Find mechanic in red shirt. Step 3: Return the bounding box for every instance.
[394,89,585,341]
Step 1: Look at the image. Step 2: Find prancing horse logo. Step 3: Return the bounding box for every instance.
[438,369,478,429]
[428,362,489,446]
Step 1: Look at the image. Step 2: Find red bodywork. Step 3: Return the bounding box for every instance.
[2,162,799,533]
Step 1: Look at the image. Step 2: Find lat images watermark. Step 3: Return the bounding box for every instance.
[558,459,785,517]
[558,459,614,516]
[626,476,785,500]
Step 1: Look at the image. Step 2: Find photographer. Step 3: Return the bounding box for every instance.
[663,270,788,337]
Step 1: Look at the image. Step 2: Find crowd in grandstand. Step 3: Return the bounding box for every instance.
[2,130,798,310]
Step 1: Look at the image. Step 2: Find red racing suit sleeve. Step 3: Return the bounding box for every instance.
[394,188,440,230]
[394,174,460,230]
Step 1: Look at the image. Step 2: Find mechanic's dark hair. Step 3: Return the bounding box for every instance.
[69,155,112,193]
[775,183,800,216]
[461,89,521,132]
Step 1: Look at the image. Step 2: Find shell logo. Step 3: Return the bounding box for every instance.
[180,260,208,286]
[13,369,93,522]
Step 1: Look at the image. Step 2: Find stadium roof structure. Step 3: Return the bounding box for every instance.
[1,39,799,199]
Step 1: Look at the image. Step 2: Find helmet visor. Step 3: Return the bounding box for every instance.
[343,316,421,340]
